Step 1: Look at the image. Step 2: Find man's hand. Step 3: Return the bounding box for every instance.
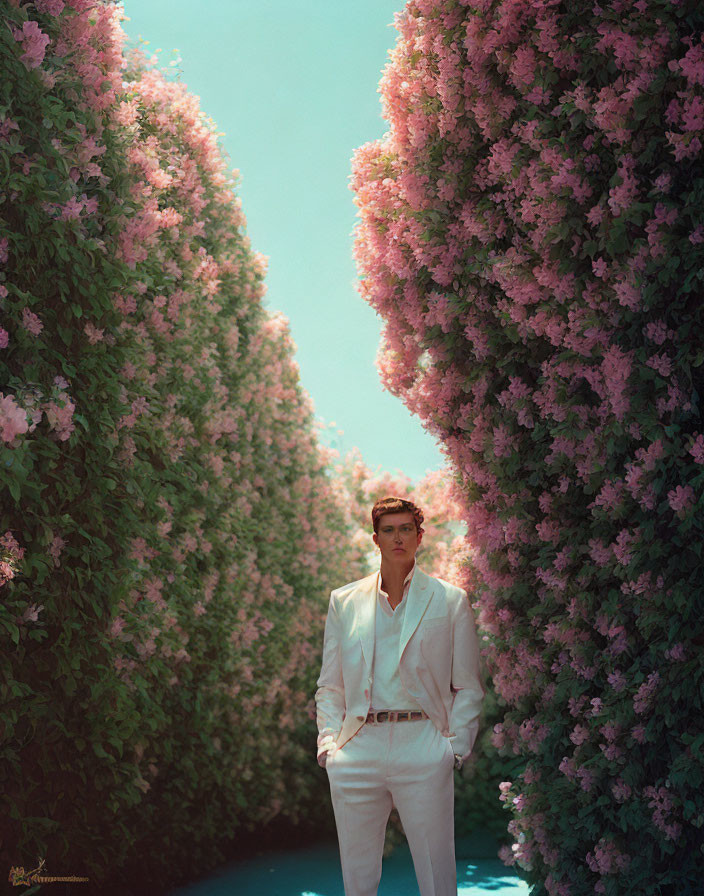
[317,734,337,768]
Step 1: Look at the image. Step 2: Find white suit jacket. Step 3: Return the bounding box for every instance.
[315,567,485,761]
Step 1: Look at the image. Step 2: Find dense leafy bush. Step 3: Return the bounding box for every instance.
[1,3,358,890]
[351,1,704,893]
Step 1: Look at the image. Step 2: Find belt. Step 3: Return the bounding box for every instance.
[365,709,429,723]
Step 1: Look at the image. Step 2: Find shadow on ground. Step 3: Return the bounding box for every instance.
[168,831,529,896]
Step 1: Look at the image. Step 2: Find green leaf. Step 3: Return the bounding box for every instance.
[8,477,21,503]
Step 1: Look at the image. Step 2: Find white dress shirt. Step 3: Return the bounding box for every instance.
[369,561,424,712]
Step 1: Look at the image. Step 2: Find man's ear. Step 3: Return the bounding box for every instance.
[372,531,379,548]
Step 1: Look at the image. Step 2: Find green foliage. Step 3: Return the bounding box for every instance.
[0,6,356,892]
[350,0,704,892]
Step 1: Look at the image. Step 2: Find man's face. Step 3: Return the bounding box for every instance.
[373,511,422,563]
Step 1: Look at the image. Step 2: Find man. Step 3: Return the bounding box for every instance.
[315,496,485,896]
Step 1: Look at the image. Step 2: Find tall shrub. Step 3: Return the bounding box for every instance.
[351,2,704,894]
[1,3,355,890]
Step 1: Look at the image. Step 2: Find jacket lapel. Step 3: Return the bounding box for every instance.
[354,566,435,668]
[399,567,434,660]
[354,573,378,670]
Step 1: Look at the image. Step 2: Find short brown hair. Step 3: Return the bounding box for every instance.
[371,496,425,535]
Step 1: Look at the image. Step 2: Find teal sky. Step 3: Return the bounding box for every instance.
[121,0,445,483]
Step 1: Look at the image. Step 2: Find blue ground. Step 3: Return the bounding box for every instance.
[168,839,530,896]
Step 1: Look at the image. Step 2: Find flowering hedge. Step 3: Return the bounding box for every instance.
[351,1,704,894]
[1,2,359,890]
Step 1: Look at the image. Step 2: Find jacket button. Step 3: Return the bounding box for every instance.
[356,715,365,721]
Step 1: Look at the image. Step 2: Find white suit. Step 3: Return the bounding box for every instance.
[315,567,485,896]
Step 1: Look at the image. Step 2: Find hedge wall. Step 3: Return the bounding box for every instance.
[350,1,704,894]
[1,3,358,890]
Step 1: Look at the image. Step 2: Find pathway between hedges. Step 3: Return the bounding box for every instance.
[168,839,529,896]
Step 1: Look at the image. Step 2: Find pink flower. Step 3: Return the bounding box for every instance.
[559,756,577,781]
[667,484,694,513]
[599,721,621,742]
[644,319,670,344]
[611,528,637,566]
[631,724,647,743]
[0,328,8,348]
[643,784,681,840]
[611,778,632,802]
[586,204,604,226]
[15,20,50,70]
[0,560,15,586]
[20,603,44,623]
[48,534,65,566]
[585,837,631,874]
[35,0,65,12]
[607,670,627,691]
[0,393,28,443]
[577,766,596,792]
[588,697,602,716]
[510,46,537,89]
[645,352,672,377]
[44,392,75,441]
[601,344,633,421]
[600,742,623,761]
[134,776,150,793]
[592,257,608,277]
[588,538,612,567]
[689,225,704,245]
[498,781,513,801]
[653,172,671,193]
[0,531,24,558]
[569,724,589,745]
[607,155,640,216]
[688,434,704,463]
[84,322,105,344]
[664,642,686,661]
[136,638,157,659]
[633,671,660,714]
[109,616,126,638]
[21,307,44,336]
[498,843,517,867]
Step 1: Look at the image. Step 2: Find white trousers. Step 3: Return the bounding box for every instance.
[326,717,457,896]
